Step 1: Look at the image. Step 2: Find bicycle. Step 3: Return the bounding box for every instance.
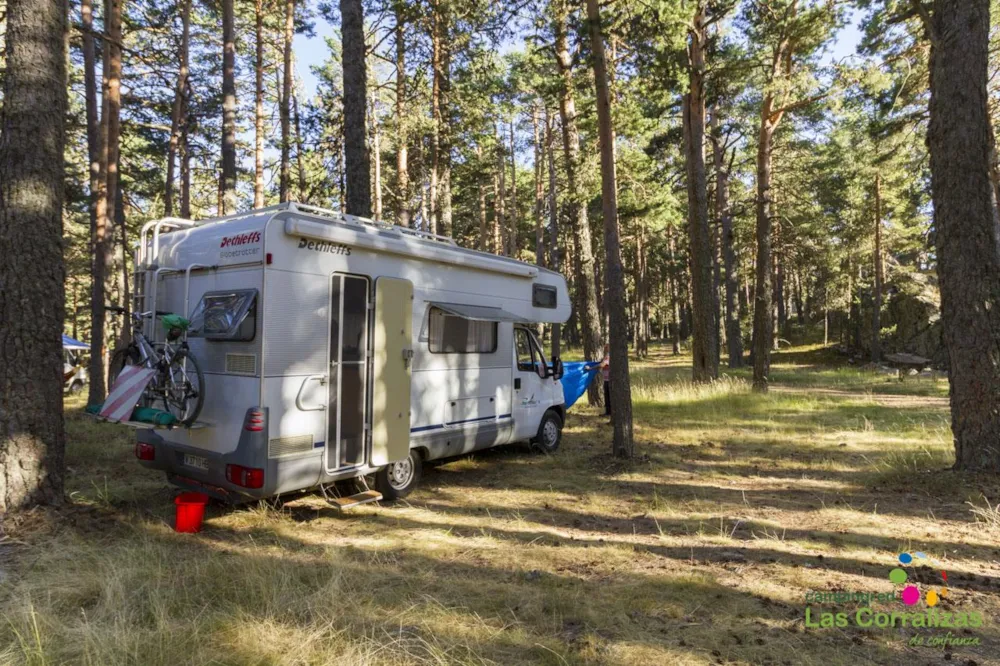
[107,305,206,426]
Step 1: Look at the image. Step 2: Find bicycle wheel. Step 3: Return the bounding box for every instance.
[161,350,206,426]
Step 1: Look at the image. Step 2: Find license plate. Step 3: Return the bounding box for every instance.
[183,454,209,471]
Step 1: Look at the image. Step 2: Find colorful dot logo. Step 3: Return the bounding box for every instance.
[891,552,948,606]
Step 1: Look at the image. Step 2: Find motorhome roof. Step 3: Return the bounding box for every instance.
[163,201,563,278]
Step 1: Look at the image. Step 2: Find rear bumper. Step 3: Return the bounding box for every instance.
[136,429,270,502]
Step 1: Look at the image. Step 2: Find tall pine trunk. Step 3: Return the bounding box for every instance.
[553,0,602,405]
[280,0,296,203]
[254,0,266,208]
[166,0,190,216]
[546,108,562,359]
[395,5,410,226]
[872,173,883,363]
[221,0,237,213]
[533,106,545,266]
[586,0,633,456]
[341,0,372,216]
[684,5,719,382]
[82,0,100,232]
[710,109,742,367]
[370,89,383,220]
[752,107,776,391]
[508,119,518,256]
[0,0,68,511]
[926,0,1000,471]
[294,89,308,201]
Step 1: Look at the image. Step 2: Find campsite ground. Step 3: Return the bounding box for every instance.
[3,343,1000,665]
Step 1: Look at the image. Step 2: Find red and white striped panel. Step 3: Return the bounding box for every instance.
[99,365,156,422]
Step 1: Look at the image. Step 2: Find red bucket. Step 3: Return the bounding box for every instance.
[174,492,209,533]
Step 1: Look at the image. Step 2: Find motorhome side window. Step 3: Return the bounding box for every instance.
[428,307,497,353]
[188,289,258,341]
[533,284,558,309]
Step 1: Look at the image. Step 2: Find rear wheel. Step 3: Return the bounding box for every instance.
[375,449,422,500]
[161,350,205,426]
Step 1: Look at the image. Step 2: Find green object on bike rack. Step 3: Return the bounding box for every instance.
[132,407,179,426]
[160,314,190,331]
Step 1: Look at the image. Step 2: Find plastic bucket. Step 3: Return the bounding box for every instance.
[174,492,209,533]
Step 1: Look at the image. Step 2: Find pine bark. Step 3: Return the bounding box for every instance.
[221,0,237,213]
[341,0,372,216]
[710,110,742,367]
[395,5,410,226]
[370,88,383,220]
[280,0,296,203]
[546,108,562,358]
[872,172,883,363]
[166,0,190,216]
[533,106,545,266]
[508,119,518,256]
[926,0,1000,471]
[0,0,68,511]
[553,0,602,404]
[684,5,719,382]
[254,0,266,208]
[294,89,308,202]
[82,0,100,233]
[586,0,633,456]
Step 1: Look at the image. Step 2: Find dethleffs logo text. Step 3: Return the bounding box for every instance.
[220,232,261,248]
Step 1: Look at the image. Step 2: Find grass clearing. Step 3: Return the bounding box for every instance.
[2,343,999,665]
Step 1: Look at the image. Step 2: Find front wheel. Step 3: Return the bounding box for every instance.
[533,410,563,454]
[374,450,422,500]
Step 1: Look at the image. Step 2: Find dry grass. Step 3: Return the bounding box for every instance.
[2,343,1000,665]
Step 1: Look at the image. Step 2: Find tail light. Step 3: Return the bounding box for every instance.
[135,442,155,461]
[226,464,264,489]
[245,409,265,432]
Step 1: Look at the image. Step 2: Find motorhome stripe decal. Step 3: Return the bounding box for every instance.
[410,413,512,433]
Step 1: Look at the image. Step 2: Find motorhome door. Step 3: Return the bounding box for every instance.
[326,273,371,473]
[512,327,549,441]
[371,277,412,466]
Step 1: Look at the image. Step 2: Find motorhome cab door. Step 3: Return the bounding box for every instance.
[512,327,549,440]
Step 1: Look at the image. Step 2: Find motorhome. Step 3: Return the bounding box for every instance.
[129,202,571,506]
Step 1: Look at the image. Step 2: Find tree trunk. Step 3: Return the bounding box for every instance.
[495,122,506,254]
[165,0,190,216]
[0,0,68,511]
[477,145,488,249]
[221,0,237,214]
[294,89,308,202]
[546,108,561,359]
[586,0,632,454]
[254,0,266,208]
[872,172,883,363]
[752,97,776,391]
[508,119,518,256]
[533,107,545,266]
[341,0,372,216]
[90,0,123,404]
[667,226,681,355]
[554,0,602,405]
[711,110,742,367]
[684,9,718,382]
[927,0,1000,471]
[395,6,410,226]
[280,0,296,203]
[370,89,383,220]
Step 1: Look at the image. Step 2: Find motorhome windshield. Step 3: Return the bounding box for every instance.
[188,289,258,341]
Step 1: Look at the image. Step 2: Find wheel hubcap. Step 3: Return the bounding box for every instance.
[387,457,414,489]
[543,420,559,447]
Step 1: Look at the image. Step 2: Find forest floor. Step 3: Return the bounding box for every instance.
[3,343,1000,665]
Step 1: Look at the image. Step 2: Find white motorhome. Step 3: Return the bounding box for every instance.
[130,202,571,505]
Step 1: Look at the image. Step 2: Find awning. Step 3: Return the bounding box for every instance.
[430,302,530,323]
[62,334,90,350]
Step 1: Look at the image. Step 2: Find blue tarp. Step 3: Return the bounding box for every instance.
[561,361,600,410]
[62,334,89,350]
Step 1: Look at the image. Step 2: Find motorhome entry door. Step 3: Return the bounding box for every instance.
[371,277,413,466]
[326,273,371,473]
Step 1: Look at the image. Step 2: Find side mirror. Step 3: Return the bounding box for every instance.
[549,356,565,380]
